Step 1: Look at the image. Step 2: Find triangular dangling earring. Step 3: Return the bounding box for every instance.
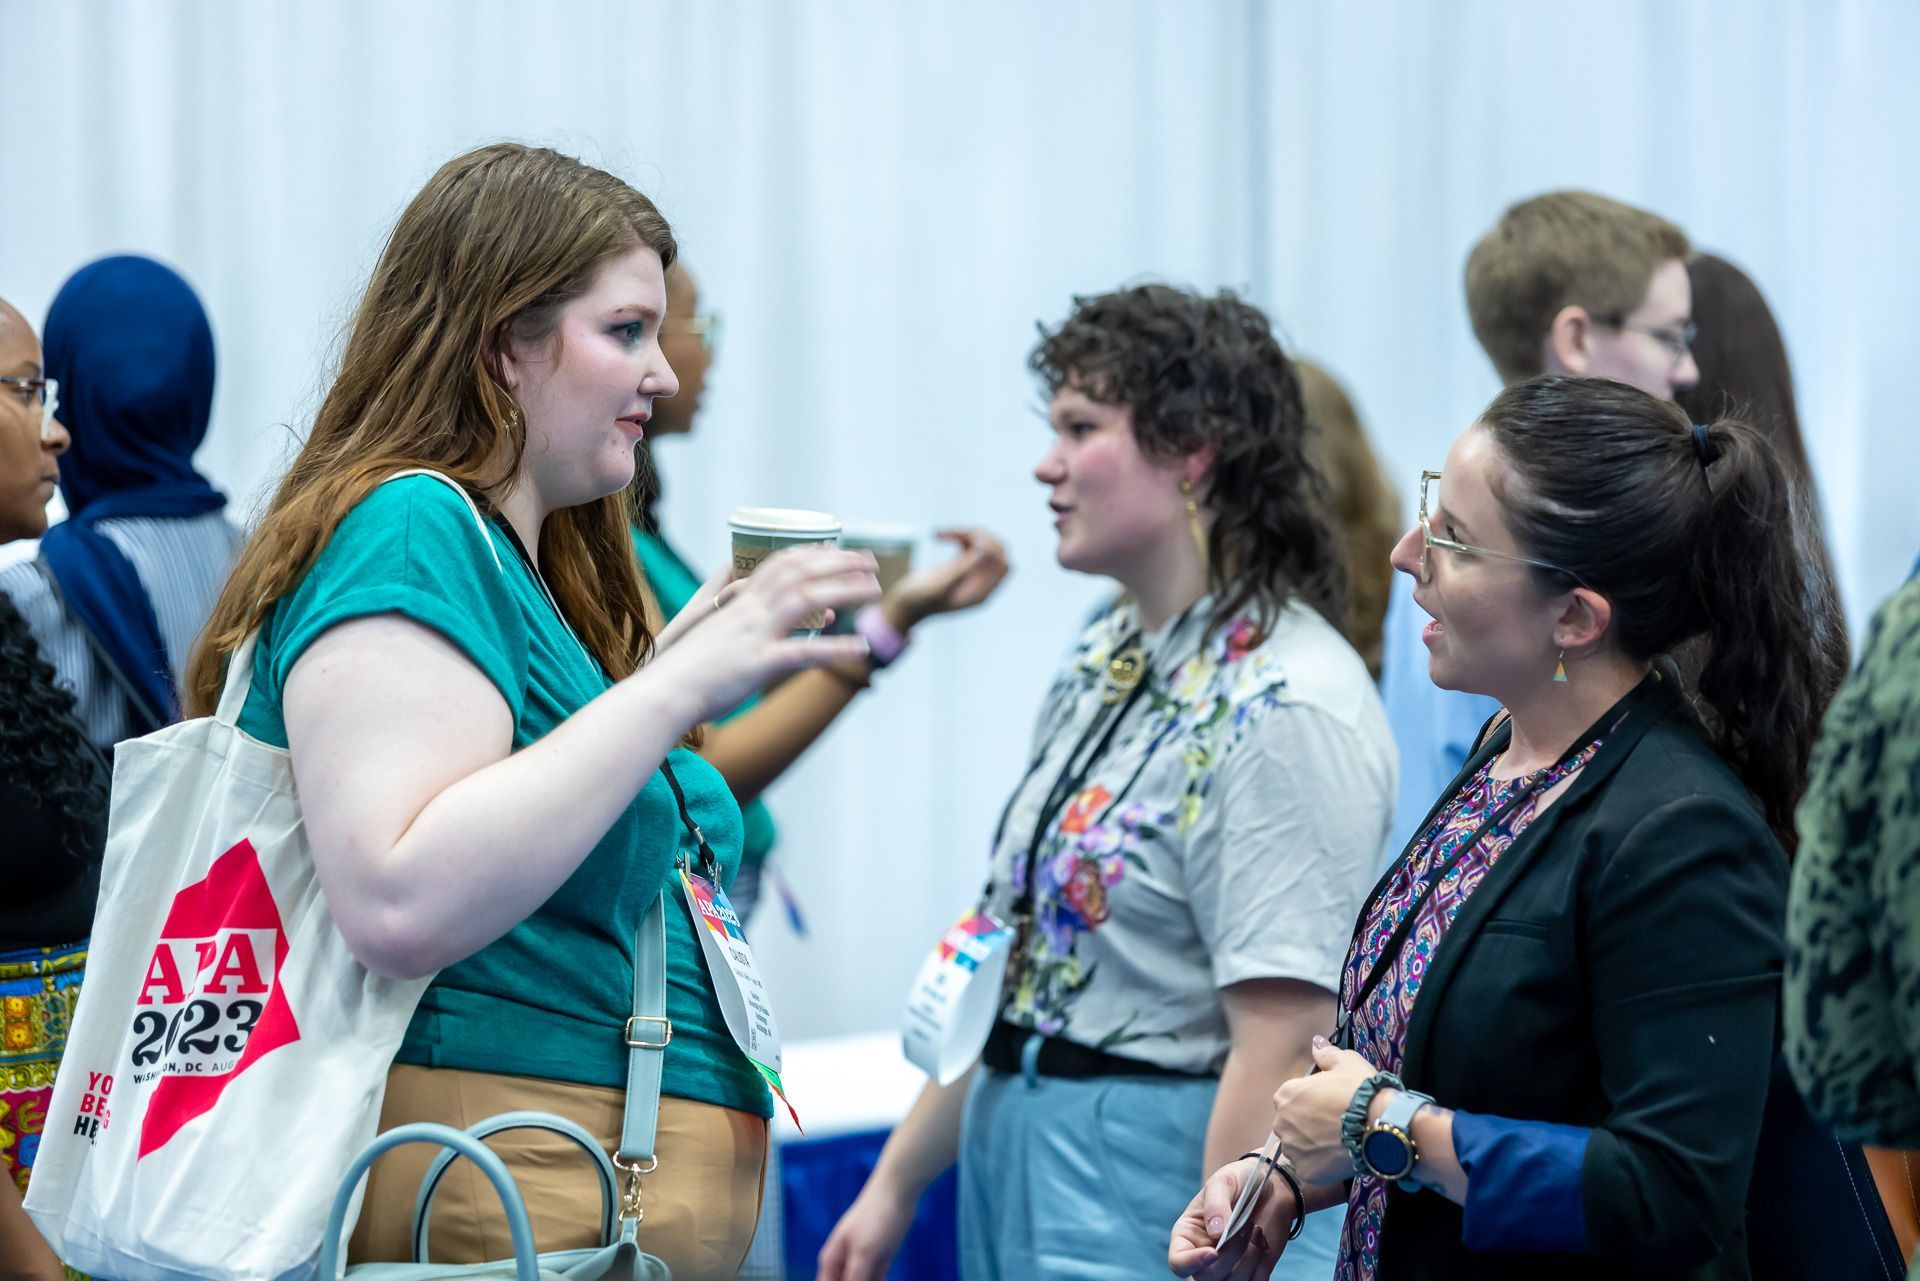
[1553,649,1568,684]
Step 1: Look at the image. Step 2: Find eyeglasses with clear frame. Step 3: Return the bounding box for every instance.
[1,376,60,443]
[1417,470,1588,588]
[663,312,722,358]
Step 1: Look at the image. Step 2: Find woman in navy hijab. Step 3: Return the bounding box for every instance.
[0,255,243,746]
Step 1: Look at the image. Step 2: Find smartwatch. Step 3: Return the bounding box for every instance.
[1359,1084,1437,1189]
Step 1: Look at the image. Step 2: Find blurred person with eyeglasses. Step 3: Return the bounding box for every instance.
[0,294,111,1281]
[0,256,244,752]
[1668,252,1912,1274]
[629,262,1010,925]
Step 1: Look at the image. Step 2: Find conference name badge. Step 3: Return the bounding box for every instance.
[678,868,799,1128]
[900,911,1015,1085]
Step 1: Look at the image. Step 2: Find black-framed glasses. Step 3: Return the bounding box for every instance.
[1,375,60,443]
[1597,316,1697,366]
[663,312,722,358]
[1418,470,1588,588]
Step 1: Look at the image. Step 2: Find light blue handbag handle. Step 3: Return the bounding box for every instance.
[411,1112,617,1262]
[319,1123,543,1281]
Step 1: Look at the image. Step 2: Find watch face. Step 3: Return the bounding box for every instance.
[1362,1127,1415,1180]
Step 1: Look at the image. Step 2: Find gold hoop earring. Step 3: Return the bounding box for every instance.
[1553,649,1568,684]
[1181,478,1207,563]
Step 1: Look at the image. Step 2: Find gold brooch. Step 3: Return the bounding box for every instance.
[1102,644,1146,704]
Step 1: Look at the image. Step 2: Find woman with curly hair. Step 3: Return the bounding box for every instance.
[821,284,1396,1281]
[0,294,108,1280]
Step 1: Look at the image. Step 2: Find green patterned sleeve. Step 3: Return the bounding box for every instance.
[1786,578,1920,1146]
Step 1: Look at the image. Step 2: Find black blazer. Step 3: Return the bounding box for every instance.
[1374,673,1785,1281]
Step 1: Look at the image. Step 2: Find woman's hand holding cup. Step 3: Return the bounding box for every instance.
[651,543,879,725]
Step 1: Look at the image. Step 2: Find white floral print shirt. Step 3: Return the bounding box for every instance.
[983,596,1397,1073]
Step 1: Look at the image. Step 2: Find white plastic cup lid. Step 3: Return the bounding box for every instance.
[727,507,842,537]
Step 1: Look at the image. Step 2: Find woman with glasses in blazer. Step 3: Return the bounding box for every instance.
[1169,375,1848,1281]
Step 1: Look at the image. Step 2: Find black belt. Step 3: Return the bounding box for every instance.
[981,1020,1212,1081]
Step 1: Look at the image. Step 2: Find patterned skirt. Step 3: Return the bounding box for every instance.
[1,940,88,1279]
[1,940,86,1190]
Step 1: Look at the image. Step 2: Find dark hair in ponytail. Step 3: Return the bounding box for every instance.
[1479,376,1849,848]
[1029,283,1346,634]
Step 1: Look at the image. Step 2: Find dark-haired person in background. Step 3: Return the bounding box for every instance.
[1171,376,1849,1281]
[634,262,1009,925]
[1675,249,1909,1275]
[1677,251,1846,649]
[822,284,1395,1281]
[0,256,243,751]
[0,294,109,1281]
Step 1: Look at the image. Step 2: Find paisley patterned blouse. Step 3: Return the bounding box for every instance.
[1334,735,1604,1281]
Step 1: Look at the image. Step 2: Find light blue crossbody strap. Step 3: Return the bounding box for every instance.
[411,1112,618,1260]
[618,892,669,1166]
[320,1123,543,1281]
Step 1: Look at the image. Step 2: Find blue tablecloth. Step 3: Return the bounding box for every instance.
[780,1127,960,1281]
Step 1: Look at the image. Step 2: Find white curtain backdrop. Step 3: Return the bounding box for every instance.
[4,0,1916,1042]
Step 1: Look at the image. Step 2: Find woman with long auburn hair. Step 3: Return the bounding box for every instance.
[185,142,879,1273]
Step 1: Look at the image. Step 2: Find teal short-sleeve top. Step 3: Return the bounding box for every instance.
[238,476,770,1117]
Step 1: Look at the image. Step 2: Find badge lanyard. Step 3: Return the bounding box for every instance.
[661,761,799,1128]
[986,605,1199,979]
[499,512,797,1123]
[1333,717,1609,1050]
[898,610,1200,1082]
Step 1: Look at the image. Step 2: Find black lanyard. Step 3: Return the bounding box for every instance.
[498,513,712,880]
[660,760,720,879]
[1334,714,1608,1048]
[986,605,1196,924]
[1002,647,1156,920]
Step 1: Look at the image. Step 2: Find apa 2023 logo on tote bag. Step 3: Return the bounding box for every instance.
[106,837,301,1157]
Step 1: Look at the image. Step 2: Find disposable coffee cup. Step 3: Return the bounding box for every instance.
[842,524,917,594]
[728,507,842,635]
[830,524,917,634]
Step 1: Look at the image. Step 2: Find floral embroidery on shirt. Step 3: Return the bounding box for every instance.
[997,603,1293,1043]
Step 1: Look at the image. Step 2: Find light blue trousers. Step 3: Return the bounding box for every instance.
[957,1055,1343,1280]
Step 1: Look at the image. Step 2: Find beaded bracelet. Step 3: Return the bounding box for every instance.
[1235,1150,1307,1241]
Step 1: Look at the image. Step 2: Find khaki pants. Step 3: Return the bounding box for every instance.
[348,1064,768,1280]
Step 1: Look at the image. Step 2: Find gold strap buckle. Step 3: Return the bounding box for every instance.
[623,1016,672,1049]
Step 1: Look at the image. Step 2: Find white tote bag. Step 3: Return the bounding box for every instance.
[22,473,495,1279]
